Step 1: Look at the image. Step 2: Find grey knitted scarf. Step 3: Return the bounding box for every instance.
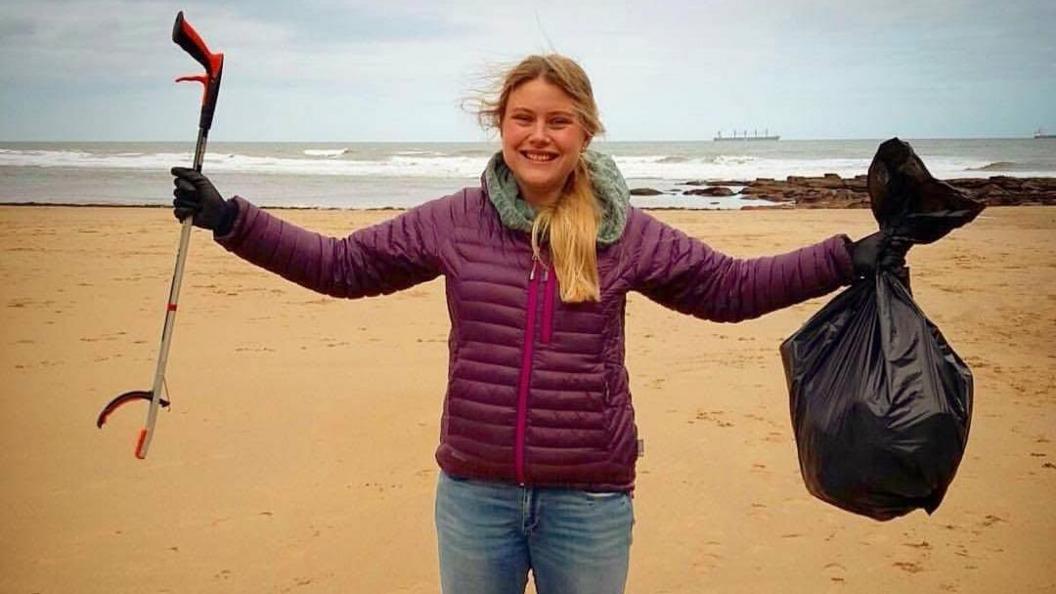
[483,149,630,245]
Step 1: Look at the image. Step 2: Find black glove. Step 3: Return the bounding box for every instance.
[849,231,911,277]
[171,167,237,233]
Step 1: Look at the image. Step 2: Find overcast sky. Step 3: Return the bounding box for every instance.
[1,0,1054,142]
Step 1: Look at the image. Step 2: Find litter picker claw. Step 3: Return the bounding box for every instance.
[96,11,224,458]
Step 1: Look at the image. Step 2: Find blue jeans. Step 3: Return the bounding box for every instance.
[435,472,634,594]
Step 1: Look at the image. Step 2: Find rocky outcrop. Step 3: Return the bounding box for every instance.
[629,175,1056,208]
[629,187,665,196]
[738,174,871,208]
[946,176,1056,206]
[683,186,735,197]
[736,174,1056,208]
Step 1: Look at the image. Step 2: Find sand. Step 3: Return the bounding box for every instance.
[1,204,1053,593]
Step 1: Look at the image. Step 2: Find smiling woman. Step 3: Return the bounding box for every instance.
[476,55,607,303]
[167,52,904,594]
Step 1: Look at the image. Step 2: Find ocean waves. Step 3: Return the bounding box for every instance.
[966,160,1054,173]
[2,139,1053,208]
[0,147,488,178]
[3,143,1053,182]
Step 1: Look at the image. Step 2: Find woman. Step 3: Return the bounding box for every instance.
[172,54,904,594]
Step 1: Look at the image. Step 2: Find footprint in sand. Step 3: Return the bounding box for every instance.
[824,562,847,575]
[980,514,1005,528]
[763,431,785,443]
[690,410,734,428]
[892,561,924,574]
[903,540,932,550]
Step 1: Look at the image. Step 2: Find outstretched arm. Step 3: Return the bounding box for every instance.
[217,196,454,298]
[627,209,856,323]
[172,167,454,298]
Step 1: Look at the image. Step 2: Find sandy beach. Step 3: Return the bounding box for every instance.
[1,204,1053,593]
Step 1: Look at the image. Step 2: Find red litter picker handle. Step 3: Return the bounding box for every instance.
[173,11,224,133]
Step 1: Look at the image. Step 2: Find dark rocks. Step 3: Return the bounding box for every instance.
[633,175,1056,207]
[737,174,1056,208]
[947,176,1056,205]
[629,188,664,196]
[683,186,735,197]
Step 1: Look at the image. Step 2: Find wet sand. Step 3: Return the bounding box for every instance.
[1,205,1053,593]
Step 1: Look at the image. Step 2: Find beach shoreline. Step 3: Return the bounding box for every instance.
[4,171,1055,212]
[1,205,1053,593]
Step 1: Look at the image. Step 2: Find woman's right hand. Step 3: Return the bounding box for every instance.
[171,167,236,232]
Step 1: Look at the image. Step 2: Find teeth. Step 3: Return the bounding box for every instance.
[524,152,556,162]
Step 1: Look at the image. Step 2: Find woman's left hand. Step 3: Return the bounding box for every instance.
[850,232,911,277]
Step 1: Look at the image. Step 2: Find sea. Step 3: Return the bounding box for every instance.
[1,138,1054,210]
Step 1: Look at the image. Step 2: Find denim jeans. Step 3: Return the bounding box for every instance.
[435,471,634,594]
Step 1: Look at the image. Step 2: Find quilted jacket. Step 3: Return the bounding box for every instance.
[215,151,855,491]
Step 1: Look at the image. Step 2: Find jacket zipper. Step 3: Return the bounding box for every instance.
[514,256,541,484]
[541,263,555,344]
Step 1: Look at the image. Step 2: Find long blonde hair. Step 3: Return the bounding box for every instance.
[477,54,605,303]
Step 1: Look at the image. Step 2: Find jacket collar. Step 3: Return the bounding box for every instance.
[482,149,630,245]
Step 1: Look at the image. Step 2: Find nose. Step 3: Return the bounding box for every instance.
[527,120,549,145]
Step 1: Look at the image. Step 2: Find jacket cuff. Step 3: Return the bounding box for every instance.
[211,198,239,238]
[213,196,251,243]
[834,233,858,283]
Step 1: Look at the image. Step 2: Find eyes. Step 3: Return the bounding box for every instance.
[508,112,576,129]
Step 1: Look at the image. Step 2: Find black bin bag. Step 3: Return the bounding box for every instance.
[780,138,986,521]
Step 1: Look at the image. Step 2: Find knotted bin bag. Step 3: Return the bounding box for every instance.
[780,138,986,520]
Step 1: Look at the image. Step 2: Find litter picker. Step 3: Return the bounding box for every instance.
[96,11,224,458]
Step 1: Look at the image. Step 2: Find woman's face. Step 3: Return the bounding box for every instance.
[500,77,589,207]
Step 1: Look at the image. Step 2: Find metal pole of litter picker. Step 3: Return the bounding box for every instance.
[135,128,208,459]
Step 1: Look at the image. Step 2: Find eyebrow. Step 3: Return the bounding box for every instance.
[508,106,576,117]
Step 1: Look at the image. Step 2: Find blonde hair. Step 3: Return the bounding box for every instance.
[476,54,605,303]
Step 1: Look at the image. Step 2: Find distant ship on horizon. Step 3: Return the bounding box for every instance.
[714,129,780,142]
[1035,128,1055,139]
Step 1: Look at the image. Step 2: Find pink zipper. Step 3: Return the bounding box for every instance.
[541,263,555,344]
[514,257,541,484]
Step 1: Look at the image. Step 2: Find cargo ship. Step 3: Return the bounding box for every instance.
[714,129,780,141]
[1035,128,1055,139]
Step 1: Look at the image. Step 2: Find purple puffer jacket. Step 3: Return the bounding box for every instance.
[216,180,854,492]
